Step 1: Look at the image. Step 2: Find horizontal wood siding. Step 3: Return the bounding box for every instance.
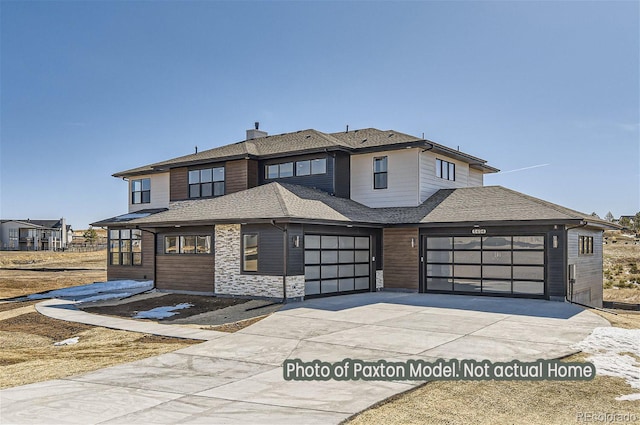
[351,149,420,208]
[568,228,603,307]
[156,255,214,293]
[247,160,259,188]
[419,151,470,203]
[383,228,419,290]
[107,230,155,281]
[129,173,170,213]
[258,153,335,194]
[226,159,249,194]
[170,167,188,201]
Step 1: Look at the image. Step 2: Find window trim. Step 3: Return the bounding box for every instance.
[188,166,225,199]
[131,178,151,204]
[436,158,456,181]
[373,156,388,190]
[264,157,328,180]
[579,235,594,256]
[109,229,143,266]
[163,234,212,254]
[242,233,259,272]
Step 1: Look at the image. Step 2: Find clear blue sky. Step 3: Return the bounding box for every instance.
[1,1,638,229]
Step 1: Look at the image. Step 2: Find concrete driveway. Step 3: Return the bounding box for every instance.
[0,293,608,424]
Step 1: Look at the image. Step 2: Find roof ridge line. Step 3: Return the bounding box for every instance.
[497,186,587,219]
[272,183,291,217]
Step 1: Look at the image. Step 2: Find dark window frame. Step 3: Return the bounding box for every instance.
[373,156,388,190]
[163,235,212,254]
[242,234,259,272]
[436,158,456,181]
[264,157,328,179]
[109,229,143,266]
[188,166,225,199]
[579,236,594,255]
[131,178,151,204]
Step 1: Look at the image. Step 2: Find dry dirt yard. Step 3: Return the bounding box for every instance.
[603,231,640,303]
[0,250,107,299]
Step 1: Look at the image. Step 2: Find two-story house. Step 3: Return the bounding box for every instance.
[0,218,72,251]
[93,126,614,307]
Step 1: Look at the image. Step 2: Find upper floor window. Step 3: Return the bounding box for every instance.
[164,235,211,254]
[373,156,388,189]
[189,167,225,198]
[265,158,327,179]
[579,236,593,255]
[109,229,142,266]
[132,178,151,204]
[436,159,455,181]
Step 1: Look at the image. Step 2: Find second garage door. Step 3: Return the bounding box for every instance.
[304,234,371,296]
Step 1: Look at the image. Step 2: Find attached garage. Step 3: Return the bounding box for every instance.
[423,234,546,298]
[304,234,372,297]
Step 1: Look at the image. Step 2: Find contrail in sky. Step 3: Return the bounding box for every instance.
[496,163,551,174]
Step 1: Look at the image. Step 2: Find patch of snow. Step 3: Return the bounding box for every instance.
[616,393,640,401]
[28,280,153,300]
[78,292,133,303]
[54,337,79,346]
[133,303,193,319]
[572,327,640,401]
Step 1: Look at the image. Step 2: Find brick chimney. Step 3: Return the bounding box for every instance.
[246,122,268,140]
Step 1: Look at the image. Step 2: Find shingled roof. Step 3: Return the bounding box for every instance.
[113,127,497,177]
[92,184,614,229]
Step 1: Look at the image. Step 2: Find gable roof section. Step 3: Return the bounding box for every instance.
[99,183,381,227]
[113,127,498,177]
[382,186,616,228]
[92,184,614,229]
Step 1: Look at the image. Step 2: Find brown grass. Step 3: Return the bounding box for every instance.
[0,251,106,299]
[208,315,269,332]
[0,304,198,389]
[603,232,640,303]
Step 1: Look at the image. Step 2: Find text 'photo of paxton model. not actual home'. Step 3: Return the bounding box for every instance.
[92,124,617,307]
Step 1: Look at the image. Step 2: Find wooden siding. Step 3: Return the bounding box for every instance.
[156,255,214,293]
[226,159,250,194]
[568,228,603,307]
[351,148,420,208]
[169,167,188,201]
[419,151,470,203]
[258,153,335,194]
[129,173,170,213]
[247,160,258,188]
[107,230,155,281]
[383,228,419,290]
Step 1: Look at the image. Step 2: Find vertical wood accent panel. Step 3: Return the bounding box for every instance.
[170,167,188,201]
[383,228,419,290]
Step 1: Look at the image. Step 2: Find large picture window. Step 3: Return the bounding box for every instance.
[131,178,151,204]
[189,167,225,198]
[373,156,388,189]
[164,235,211,254]
[436,159,455,181]
[109,229,142,266]
[243,234,258,272]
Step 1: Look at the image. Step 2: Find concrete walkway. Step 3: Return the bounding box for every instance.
[1,293,609,424]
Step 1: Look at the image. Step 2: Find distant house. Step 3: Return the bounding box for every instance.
[93,125,617,307]
[0,218,72,251]
[615,215,636,228]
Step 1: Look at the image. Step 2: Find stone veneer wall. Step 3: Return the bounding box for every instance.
[214,224,305,299]
[376,270,384,290]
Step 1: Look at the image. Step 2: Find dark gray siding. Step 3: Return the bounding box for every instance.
[547,228,566,299]
[334,152,351,199]
[259,153,335,194]
[567,227,603,307]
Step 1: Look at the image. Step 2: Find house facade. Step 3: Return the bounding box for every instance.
[93,126,614,307]
[0,218,72,251]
